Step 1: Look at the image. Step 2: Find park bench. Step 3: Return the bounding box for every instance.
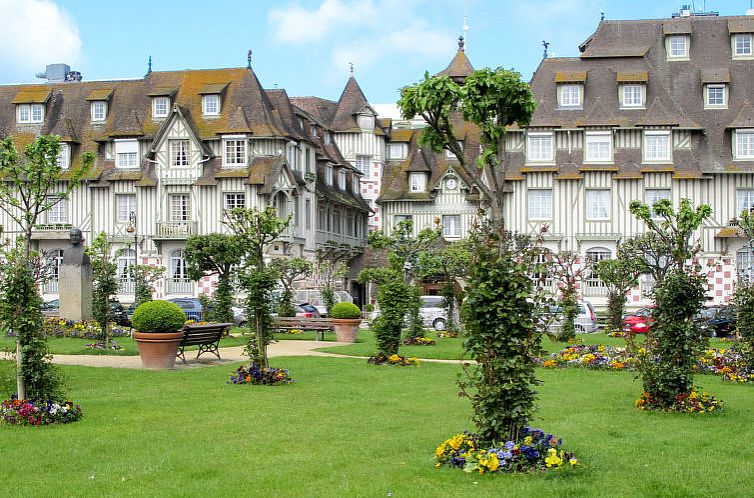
[272,317,333,341]
[176,322,233,363]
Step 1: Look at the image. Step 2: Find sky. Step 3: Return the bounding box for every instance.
[0,0,750,106]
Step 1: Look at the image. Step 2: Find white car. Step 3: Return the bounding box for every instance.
[545,299,598,334]
[293,289,353,317]
[368,295,456,331]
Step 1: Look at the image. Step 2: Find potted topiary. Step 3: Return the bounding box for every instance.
[331,302,362,343]
[132,300,187,369]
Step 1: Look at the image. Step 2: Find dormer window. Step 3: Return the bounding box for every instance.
[584,131,612,163]
[310,125,318,137]
[324,132,332,144]
[56,143,70,170]
[733,33,753,58]
[643,130,671,163]
[202,94,220,116]
[91,101,107,122]
[408,172,427,192]
[338,170,346,190]
[325,165,333,185]
[170,140,190,167]
[734,129,754,160]
[388,144,407,160]
[152,97,170,118]
[705,84,727,109]
[115,139,139,169]
[620,84,645,108]
[16,103,44,124]
[526,132,554,163]
[352,176,359,192]
[666,35,689,60]
[558,84,582,108]
[357,114,375,131]
[222,136,247,167]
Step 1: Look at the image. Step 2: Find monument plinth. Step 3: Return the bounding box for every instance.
[59,227,93,322]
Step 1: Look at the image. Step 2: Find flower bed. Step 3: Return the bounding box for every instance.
[436,330,459,339]
[367,353,420,366]
[34,318,131,340]
[435,427,577,474]
[228,363,294,385]
[402,336,436,346]
[1,399,82,426]
[85,341,124,351]
[634,389,723,413]
[539,344,635,371]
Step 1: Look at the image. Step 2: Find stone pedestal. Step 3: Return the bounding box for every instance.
[59,263,93,322]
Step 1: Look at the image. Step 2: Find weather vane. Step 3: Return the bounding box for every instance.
[349,62,354,75]
[247,49,252,69]
[147,55,152,74]
[542,40,550,59]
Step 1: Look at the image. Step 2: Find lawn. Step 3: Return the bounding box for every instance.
[1,357,753,497]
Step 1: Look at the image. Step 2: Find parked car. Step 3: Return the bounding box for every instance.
[293,290,353,317]
[367,295,458,331]
[168,298,204,321]
[233,303,322,327]
[622,307,656,334]
[703,305,736,338]
[108,300,131,327]
[41,299,60,317]
[547,299,598,334]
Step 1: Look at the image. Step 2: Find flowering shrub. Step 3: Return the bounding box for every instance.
[635,389,723,413]
[1,398,82,426]
[228,363,294,386]
[435,427,577,474]
[402,336,436,346]
[367,353,420,366]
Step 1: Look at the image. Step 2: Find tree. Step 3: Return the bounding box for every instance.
[398,68,536,229]
[224,207,289,368]
[86,232,119,351]
[270,257,313,317]
[315,255,348,317]
[549,251,588,341]
[594,256,643,333]
[184,233,243,323]
[0,135,92,400]
[358,267,412,359]
[131,264,165,307]
[416,239,471,334]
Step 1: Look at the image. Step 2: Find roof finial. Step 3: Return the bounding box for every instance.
[458,35,465,52]
[147,55,152,74]
[349,62,354,75]
[542,40,550,59]
[600,10,605,21]
[462,15,469,47]
[247,49,252,69]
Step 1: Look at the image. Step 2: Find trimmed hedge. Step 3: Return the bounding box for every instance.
[132,300,186,333]
[331,302,361,319]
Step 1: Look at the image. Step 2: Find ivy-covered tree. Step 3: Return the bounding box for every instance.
[733,209,754,359]
[184,233,243,323]
[270,257,313,317]
[224,207,289,367]
[86,232,119,351]
[0,135,92,400]
[594,255,643,333]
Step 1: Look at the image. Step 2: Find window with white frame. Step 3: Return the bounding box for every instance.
[586,248,611,263]
[528,189,552,220]
[643,131,671,162]
[117,249,135,283]
[737,189,754,215]
[705,84,727,108]
[338,170,346,190]
[408,172,427,192]
[152,97,169,118]
[325,165,333,185]
[202,94,220,116]
[56,143,70,169]
[223,137,247,166]
[584,131,613,162]
[737,247,754,279]
[527,132,554,162]
[169,194,190,222]
[45,197,68,224]
[733,33,753,57]
[645,189,671,218]
[388,144,407,160]
[324,132,332,144]
[48,249,63,285]
[586,189,610,220]
[355,155,371,173]
[170,250,188,280]
[442,214,462,238]
[115,194,136,223]
[223,192,245,211]
[115,139,139,168]
[621,84,645,108]
[91,101,107,122]
[585,248,612,290]
[558,84,582,108]
[666,35,689,59]
[305,199,311,230]
[170,140,190,167]
[734,129,754,159]
[357,114,375,130]
[16,103,44,124]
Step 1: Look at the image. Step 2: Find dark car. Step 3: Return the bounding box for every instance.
[41,299,60,317]
[703,305,736,338]
[168,298,204,321]
[109,300,131,327]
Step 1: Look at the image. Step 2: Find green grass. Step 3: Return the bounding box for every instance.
[1,358,753,497]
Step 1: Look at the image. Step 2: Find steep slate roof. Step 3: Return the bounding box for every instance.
[330,76,374,132]
[530,15,754,174]
[436,41,475,82]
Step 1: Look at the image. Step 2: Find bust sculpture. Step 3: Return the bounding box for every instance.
[62,227,90,266]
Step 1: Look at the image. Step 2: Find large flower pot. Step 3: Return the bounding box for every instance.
[332,318,361,343]
[134,331,184,369]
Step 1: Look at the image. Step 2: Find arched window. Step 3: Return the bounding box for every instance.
[584,247,611,296]
[170,249,188,280]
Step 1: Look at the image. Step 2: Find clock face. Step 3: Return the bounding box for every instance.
[446,178,458,190]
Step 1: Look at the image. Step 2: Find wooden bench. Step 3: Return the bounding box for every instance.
[176,322,233,363]
[272,317,333,341]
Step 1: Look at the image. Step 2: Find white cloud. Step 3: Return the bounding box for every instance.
[269,0,379,43]
[0,0,82,82]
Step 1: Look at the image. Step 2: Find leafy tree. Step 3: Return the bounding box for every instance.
[416,239,471,333]
[594,255,643,333]
[184,233,243,323]
[224,207,289,367]
[398,68,536,229]
[270,257,313,317]
[733,209,754,358]
[549,251,587,341]
[0,135,92,400]
[131,264,165,307]
[315,255,347,317]
[358,267,412,359]
[86,232,120,351]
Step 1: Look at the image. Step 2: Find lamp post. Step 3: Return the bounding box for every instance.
[126,211,138,288]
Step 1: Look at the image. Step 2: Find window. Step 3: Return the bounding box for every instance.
[584,132,612,162]
[621,84,645,108]
[170,140,190,167]
[355,155,371,173]
[56,143,70,169]
[558,84,582,108]
[16,103,44,124]
[169,194,190,222]
[408,173,427,192]
[91,101,107,122]
[737,248,754,279]
[116,194,136,223]
[117,249,135,283]
[586,248,611,263]
[733,34,753,57]
[528,189,552,220]
[442,215,461,238]
[305,148,312,174]
[584,248,611,293]
[338,170,346,190]
[643,131,671,162]
[586,190,610,220]
[224,193,245,211]
[357,114,375,130]
[152,97,169,118]
[46,197,68,224]
[170,250,188,280]
[310,124,317,137]
[325,165,333,185]
[388,144,407,160]
[223,137,246,166]
[645,189,671,219]
[527,132,554,162]
[324,132,332,145]
[666,35,689,59]
[705,84,727,108]
[737,190,754,215]
[202,94,220,116]
[115,139,139,168]
[734,130,754,159]
[305,199,311,230]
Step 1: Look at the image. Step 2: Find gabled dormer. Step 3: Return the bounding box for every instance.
[148,105,210,172]
[198,83,228,117]
[86,88,113,123]
[12,88,51,125]
[148,86,177,120]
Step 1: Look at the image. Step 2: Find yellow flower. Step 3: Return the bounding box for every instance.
[569,458,577,466]
[486,453,500,472]
[523,436,533,445]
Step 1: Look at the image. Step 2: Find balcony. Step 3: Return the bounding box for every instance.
[165,278,193,295]
[42,279,59,294]
[118,278,135,294]
[154,221,198,239]
[315,230,367,252]
[582,278,609,297]
[30,223,72,240]
[277,226,305,243]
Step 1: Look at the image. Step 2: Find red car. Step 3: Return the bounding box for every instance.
[621,307,655,334]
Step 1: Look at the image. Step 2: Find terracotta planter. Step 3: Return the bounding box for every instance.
[134,331,184,369]
[332,318,361,343]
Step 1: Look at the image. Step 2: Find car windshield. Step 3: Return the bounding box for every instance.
[421,297,444,308]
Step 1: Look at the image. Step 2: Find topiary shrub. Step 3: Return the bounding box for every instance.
[132,300,186,333]
[331,302,361,319]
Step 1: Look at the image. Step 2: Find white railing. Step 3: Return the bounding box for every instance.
[42,280,59,294]
[155,221,198,239]
[166,278,193,295]
[315,230,367,248]
[582,278,609,297]
[118,278,135,294]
